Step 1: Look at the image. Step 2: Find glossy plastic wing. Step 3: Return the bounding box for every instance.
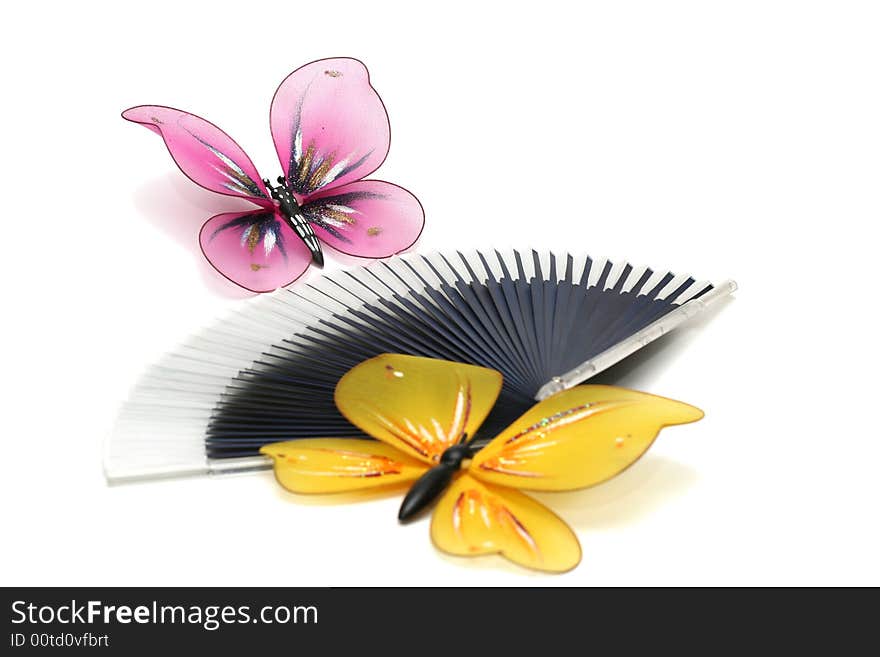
[470,386,704,491]
[199,211,313,293]
[334,354,503,465]
[123,105,271,204]
[301,181,424,258]
[431,474,581,573]
[261,439,427,494]
[270,58,390,196]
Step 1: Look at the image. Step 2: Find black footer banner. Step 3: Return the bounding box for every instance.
[1,587,868,651]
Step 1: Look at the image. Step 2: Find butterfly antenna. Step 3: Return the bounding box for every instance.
[461,434,482,456]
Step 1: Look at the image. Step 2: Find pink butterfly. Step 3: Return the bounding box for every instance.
[123,58,424,293]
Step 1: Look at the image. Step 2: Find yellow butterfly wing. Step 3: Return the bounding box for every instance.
[261,439,428,494]
[334,354,503,465]
[431,474,581,572]
[470,385,704,491]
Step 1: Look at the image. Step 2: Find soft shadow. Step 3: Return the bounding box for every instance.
[590,295,737,388]
[264,474,411,507]
[320,248,378,270]
[262,475,537,575]
[131,173,258,299]
[427,457,697,577]
[259,456,696,577]
[320,235,425,270]
[531,456,699,530]
[432,549,547,578]
[130,173,409,296]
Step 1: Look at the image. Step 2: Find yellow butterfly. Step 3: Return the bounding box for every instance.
[261,354,703,573]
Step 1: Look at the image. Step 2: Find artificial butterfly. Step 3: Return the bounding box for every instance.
[261,354,704,573]
[123,58,424,293]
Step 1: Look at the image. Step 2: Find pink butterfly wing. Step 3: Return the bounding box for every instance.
[199,211,312,293]
[300,180,424,258]
[123,105,272,205]
[270,58,390,197]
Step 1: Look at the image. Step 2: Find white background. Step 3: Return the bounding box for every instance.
[2,1,878,586]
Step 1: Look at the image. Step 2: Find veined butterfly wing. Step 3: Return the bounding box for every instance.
[123,105,272,204]
[469,386,704,491]
[199,210,312,293]
[270,58,390,197]
[431,474,581,572]
[261,439,428,494]
[334,354,502,465]
[300,180,424,258]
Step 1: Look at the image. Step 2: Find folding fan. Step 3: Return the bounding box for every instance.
[105,249,735,483]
